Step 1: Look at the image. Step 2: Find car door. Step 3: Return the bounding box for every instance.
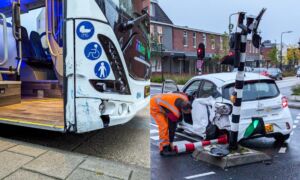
[162,79,180,93]
[182,80,202,125]
[198,80,220,99]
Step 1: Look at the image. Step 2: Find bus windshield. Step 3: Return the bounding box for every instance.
[95,0,151,81]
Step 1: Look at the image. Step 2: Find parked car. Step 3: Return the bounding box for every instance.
[297,68,300,77]
[253,68,270,77]
[267,68,283,80]
[163,72,293,142]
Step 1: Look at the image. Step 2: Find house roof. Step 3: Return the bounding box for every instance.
[150,1,173,24]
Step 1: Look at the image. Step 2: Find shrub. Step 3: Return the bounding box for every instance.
[151,73,194,85]
[282,71,296,77]
[292,85,300,96]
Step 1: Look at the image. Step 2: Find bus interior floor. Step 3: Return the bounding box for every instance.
[0,98,64,129]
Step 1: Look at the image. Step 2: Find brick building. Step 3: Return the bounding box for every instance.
[150,0,261,74]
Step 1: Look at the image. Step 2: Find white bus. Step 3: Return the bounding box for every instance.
[0,0,151,133]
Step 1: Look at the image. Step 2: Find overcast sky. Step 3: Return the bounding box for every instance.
[158,0,300,46]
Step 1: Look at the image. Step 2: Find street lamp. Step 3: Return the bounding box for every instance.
[160,42,164,81]
[280,31,293,70]
[229,12,239,34]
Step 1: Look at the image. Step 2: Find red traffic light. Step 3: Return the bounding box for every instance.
[197,43,205,59]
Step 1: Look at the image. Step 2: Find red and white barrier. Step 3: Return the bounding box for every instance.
[174,135,228,154]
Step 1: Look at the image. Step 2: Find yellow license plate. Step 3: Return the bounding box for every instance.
[144,86,150,98]
[265,124,274,133]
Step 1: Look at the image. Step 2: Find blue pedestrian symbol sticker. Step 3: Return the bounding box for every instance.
[77,21,95,40]
[85,42,102,60]
[94,61,111,79]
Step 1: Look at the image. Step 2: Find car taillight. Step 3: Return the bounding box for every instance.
[282,96,288,108]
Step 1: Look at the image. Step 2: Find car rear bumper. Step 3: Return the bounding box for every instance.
[238,109,293,140]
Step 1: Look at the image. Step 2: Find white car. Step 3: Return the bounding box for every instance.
[163,72,293,142]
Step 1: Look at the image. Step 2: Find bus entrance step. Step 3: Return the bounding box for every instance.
[0,81,21,107]
[21,80,63,98]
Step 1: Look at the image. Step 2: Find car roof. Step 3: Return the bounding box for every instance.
[189,72,271,87]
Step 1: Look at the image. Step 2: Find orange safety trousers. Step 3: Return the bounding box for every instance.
[150,98,170,151]
[151,93,188,151]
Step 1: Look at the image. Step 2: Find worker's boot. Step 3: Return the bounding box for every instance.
[160,145,176,156]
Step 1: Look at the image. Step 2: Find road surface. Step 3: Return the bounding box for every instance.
[150,76,300,180]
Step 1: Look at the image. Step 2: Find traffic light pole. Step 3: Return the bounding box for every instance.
[229,12,247,150]
[229,9,266,150]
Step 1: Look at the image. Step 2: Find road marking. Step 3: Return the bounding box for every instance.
[294,120,299,124]
[185,172,216,179]
[293,125,297,129]
[150,129,159,134]
[291,131,294,136]
[297,116,300,120]
[286,138,291,143]
[150,123,158,127]
[278,147,287,154]
[175,132,201,142]
[150,136,160,141]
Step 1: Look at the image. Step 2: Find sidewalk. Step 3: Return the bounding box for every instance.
[0,137,149,180]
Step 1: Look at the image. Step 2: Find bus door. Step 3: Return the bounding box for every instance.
[46,0,64,83]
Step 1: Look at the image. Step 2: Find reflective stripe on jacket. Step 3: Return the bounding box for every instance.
[151,93,189,119]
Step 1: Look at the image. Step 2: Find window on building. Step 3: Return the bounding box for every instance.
[202,34,206,47]
[220,36,223,50]
[211,38,215,50]
[150,25,154,38]
[183,31,188,47]
[150,3,155,17]
[193,32,197,48]
[157,26,163,44]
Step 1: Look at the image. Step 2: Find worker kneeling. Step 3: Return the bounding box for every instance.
[150,93,192,156]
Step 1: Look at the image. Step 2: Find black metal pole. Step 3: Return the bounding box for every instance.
[229,12,247,150]
[161,43,164,81]
[229,8,266,150]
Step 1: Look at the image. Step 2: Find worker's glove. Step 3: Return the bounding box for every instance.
[167,112,178,122]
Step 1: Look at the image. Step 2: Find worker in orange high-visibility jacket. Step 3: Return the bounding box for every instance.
[150,93,192,156]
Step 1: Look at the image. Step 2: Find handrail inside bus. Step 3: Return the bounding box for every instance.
[45,0,59,57]
[0,13,8,66]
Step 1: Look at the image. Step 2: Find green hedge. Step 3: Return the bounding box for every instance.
[151,74,194,85]
[283,71,296,77]
[292,85,300,96]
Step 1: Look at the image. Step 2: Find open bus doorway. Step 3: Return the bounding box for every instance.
[0,0,65,131]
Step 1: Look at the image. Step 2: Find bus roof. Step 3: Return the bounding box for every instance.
[0,0,44,16]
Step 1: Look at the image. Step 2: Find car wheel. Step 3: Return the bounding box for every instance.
[274,134,290,142]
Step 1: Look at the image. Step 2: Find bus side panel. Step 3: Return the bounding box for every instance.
[75,98,104,133]
[65,20,76,131]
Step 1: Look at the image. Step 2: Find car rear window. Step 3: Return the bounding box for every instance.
[223,80,279,101]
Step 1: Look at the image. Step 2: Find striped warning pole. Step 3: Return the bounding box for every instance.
[174,135,228,154]
[229,12,249,150]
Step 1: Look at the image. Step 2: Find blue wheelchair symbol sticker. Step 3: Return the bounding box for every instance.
[76,21,95,40]
[84,42,102,60]
[94,61,111,79]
